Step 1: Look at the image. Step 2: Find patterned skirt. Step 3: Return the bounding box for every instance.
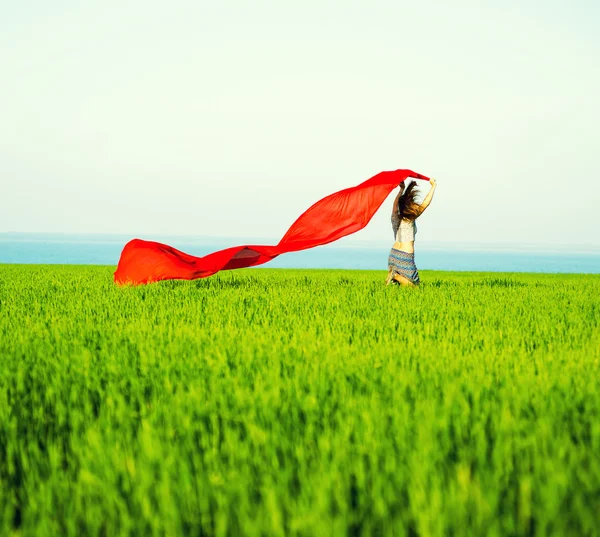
[388,248,420,285]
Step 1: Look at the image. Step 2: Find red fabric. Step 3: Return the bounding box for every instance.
[114,169,430,285]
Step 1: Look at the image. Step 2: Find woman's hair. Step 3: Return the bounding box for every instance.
[398,181,421,221]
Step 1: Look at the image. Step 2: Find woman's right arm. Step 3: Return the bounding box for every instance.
[416,179,437,215]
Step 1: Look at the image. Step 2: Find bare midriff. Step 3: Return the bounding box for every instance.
[393,241,414,254]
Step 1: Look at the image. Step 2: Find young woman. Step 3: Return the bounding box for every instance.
[386,178,437,286]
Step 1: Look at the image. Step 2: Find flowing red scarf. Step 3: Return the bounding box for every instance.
[114,169,430,285]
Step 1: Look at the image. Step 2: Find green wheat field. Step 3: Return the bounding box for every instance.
[1,264,599,537]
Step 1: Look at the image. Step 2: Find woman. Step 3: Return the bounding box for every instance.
[386,178,437,286]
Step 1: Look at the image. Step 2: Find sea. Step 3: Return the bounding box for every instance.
[1,233,599,274]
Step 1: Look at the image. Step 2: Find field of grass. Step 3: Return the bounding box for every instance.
[0,264,599,536]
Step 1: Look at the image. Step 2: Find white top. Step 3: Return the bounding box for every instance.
[392,215,417,242]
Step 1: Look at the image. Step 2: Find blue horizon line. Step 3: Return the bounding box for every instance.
[1,231,600,256]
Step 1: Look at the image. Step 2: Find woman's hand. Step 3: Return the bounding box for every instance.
[430,178,437,188]
[398,182,406,191]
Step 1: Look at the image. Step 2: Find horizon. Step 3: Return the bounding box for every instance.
[2,231,600,256]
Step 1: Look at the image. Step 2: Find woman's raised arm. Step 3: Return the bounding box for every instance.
[392,183,405,217]
[416,178,437,216]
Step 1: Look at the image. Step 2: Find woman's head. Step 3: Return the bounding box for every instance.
[398,181,421,221]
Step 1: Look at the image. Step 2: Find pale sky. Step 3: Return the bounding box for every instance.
[2,1,599,248]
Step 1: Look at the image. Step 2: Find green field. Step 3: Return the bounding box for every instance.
[1,265,599,536]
